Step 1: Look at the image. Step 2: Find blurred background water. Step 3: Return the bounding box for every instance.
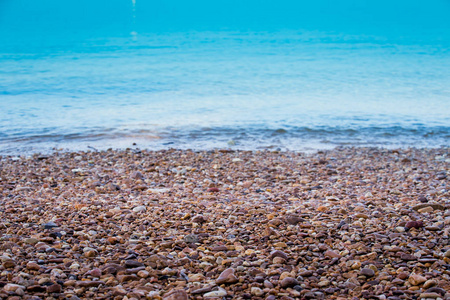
[0,0,449,154]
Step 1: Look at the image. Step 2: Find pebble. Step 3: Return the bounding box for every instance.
[132,205,146,212]
[163,289,188,300]
[280,277,298,288]
[408,274,427,286]
[203,287,227,298]
[216,267,239,284]
[405,220,424,229]
[360,268,375,277]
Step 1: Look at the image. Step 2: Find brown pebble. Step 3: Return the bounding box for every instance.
[163,289,188,300]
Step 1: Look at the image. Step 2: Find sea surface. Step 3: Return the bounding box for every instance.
[1,0,449,154]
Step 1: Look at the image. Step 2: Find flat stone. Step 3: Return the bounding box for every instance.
[360,268,375,277]
[269,250,289,260]
[324,250,342,259]
[204,287,227,298]
[280,277,298,288]
[412,203,445,211]
[408,274,427,286]
[216,268,238,284]
[163,289,189,300]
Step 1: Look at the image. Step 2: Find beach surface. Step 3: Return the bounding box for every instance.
[0,147,449,299]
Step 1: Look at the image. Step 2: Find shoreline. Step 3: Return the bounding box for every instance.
[0,147,449,299]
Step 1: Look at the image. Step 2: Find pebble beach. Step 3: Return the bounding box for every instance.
[0,147,449,300]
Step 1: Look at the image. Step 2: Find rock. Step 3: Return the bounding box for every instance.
[131,171,144,179]
[192,215,207,223]
[101,263,126,274]
[3,284,25,292]
[412,203,445,211]
[425,287,446,296]
[117,274,139,283]
[285,215,302,225]
[191,286,213,294]
[324,250,342,259]
[86,268,102,277]
[132,205,146,212]
[23,237,39,245]
[318,280,330,287]
[76,280,104,287]
[125,260,144,268]
[269,250,288,260]
[408,274,427,286]
[418,292,441,299]
[137,270,149,278]
[216,268,238,284]
[251,287,264,296]
[401,253,417,261]
[26,261,41,270]
[43,221,58,229]
[423,279,438,289]
[273,256,286,264]
[418,206,433,213]
[47,284,61,293]
[360,268,375,277]
[184,234,198,243]
[2,259,15,268]
[444,249,450,258]
[405,221,424,229]
[207,187,219,193]
[163,289,188,300]
[280,277,298,288]
[204,287,227,297]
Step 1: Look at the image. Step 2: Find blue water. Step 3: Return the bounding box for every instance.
[1,0,449,154]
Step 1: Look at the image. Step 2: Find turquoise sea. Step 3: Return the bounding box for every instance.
[1,0,449,154]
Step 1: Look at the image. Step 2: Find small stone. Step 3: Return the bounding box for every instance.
[412,203,445,211]
[280,277,298,288]
[317,206,328,212]
[117,274,139,283]
[3,284,25,292]
[251,287,264,296]
[132,205,146,213]
[324,250,342,259]
[444,249,450,258]
[216,268,238,284]
[423,279,437,289]
[86,268,102,277]
[401,253,417,261]
[408,274,427,286]
[405,221,424,229]
[163,289,188,300]
[273,256,286,264]
[26,262,41,270]
[137,270,149,278]
[204,287,227,297]
[2,259,15,268]
[125,260,144,268]
[43,221,58,229]
[360,268,375,277]
[47,284,61,293]
[318,280,330,287]
[269,250,288,260]
[207,187,220,193]
[425,287,446,296]
[76,280,104,287]
[264,280,274,288]
[285,215,302,225]
[184,234,198,243]
[192,215,207,223]
[23,237,39,245]
[418,292,441,299]
[418,206,433,213]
